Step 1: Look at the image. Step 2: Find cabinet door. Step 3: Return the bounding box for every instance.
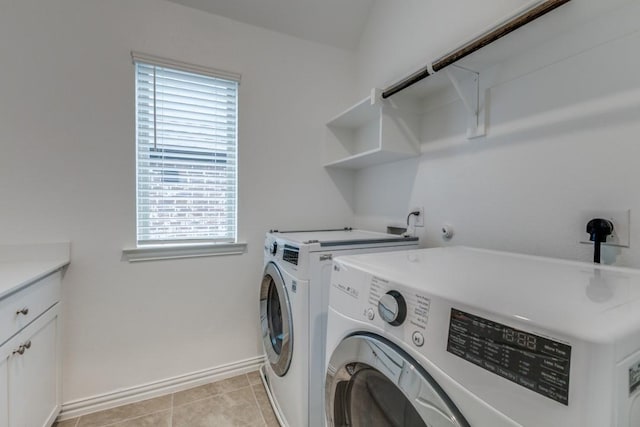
[0,354,8,427]
[8,308,59,427]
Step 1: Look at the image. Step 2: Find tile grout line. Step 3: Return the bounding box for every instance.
[81,396,173,427]
[71,373,258,427]
[172,384,251,410]
[248,374,268,426]
[91,409,172,427]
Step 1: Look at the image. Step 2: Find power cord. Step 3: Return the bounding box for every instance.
[406,210,421,226]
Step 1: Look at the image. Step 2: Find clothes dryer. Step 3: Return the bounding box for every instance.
[259,228,418,427]
[325,247,640,426]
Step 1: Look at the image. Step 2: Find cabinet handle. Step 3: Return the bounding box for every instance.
[16,307,29,316]
[11,341,31,356]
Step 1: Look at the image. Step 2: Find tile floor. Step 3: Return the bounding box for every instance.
[54,371,279,427]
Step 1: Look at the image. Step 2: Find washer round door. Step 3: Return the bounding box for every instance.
[260,262,293,377]
[326,334,470,427]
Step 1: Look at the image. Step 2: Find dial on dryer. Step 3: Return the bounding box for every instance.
[378,290,407,326]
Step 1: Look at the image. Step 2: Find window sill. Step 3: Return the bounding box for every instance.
[122,242,247,262]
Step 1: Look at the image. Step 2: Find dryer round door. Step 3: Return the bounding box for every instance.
[326,334,470,427]
[260,262,293,377]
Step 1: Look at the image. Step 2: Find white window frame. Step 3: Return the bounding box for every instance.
[123,52,246,262]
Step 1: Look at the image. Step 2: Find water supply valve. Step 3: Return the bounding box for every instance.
[586,218,614,264]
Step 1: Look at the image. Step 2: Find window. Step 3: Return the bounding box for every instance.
[132,53,240,247]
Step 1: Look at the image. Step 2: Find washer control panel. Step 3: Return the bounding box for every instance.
[366,276,431,348]
[378,291,407,326]
[366,308,375,321]
[447,308,572,405]
[412,331,425,347]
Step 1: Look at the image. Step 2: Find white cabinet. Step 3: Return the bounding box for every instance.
[8,309,59,427]
[0,271,62,427]
[0,356,7,427]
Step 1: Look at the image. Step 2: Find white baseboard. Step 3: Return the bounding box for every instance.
[58,355,265,421]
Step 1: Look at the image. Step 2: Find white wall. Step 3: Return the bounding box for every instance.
[352,0,640,267]
[5,0,639,407]
[0,0,356,402]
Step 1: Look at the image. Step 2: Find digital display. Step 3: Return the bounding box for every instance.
[282,244,299,265]
[630,361,640,396]
[447,308,571,405]
[502,326,537,350]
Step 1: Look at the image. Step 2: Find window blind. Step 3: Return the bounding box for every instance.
[134,59,239,245]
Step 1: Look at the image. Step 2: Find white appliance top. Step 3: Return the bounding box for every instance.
[334,246,640,343]
[269,228,417,247]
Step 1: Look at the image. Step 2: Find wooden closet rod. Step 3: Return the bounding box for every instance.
[381,0,571,99]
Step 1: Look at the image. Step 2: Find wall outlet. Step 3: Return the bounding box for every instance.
[579,209,630,248]
[411,207,425,227]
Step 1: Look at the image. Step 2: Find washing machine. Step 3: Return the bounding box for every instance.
[259,228,419,427]
[325,246,640,426]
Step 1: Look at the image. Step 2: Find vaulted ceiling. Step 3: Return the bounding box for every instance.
[166,0,376,50]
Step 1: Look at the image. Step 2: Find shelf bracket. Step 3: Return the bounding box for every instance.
[370,88,383,106]
[445,65,485,139]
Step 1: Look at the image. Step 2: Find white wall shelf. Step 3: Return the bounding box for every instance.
[323,0,581,170]
[324,147,417,170]
[324,89,421,170]
[324,67,485,170]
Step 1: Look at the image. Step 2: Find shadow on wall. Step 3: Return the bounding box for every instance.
[420,86,640,162]
[325,168,356,213]
[353,157,421,232]
[325,157,422,233]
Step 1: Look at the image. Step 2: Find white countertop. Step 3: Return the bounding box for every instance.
[0,242,70,300]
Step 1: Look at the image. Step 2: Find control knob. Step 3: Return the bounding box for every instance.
[378,290,407,326]
[366,308,375,321]
[270,241,278,255]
